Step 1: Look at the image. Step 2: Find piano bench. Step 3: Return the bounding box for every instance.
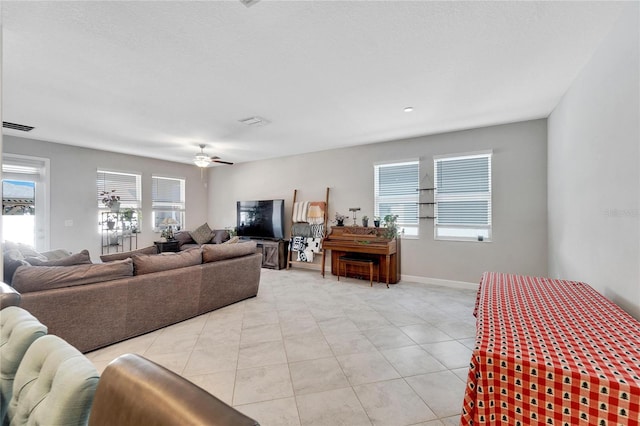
[338,256,385,288]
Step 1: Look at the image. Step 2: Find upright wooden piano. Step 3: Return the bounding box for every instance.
[321,226,401,285]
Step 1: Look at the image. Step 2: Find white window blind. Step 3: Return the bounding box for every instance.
[2,156,46,179]
[152,176,185,230]
[96,170,141,209]
[374,160,419,237]
[434,152,492,241]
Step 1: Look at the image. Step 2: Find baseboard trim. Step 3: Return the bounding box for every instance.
[401,274,478,290]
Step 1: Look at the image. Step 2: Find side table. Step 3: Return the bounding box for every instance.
[154,240,180,253]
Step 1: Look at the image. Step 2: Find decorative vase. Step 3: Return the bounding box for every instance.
[362,219,369,227]
[337,219,344,227]
[110,201,120,212]
[373,220,380,227]
[107,221,115,230]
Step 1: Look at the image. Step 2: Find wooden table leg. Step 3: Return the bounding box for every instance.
[385,255,390,288]
[321,250,326,278]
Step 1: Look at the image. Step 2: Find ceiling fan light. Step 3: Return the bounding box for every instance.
[193,154,211,168]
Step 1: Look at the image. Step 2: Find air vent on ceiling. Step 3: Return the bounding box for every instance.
[239,0,260,7]
[3,121,34,132]
[239,116,270,127]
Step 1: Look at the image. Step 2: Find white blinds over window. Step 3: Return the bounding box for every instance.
[152,176,185,209]
[374,161,419,235]
[2,157,45,178]
[96,170,141,208]
[434,153,492,240]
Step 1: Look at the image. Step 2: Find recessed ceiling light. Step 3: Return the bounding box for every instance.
[403,107,414,113]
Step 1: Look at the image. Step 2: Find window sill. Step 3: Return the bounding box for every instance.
[399,235,419,240]
[435,237,492,243]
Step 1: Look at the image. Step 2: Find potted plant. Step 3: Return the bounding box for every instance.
[334,212,347,226]
[382,214,399,239]
[105,213,117,230]
[373,216,381,227]
[100,190,121,212]
[121,208,135,221]
[362,215,369,227]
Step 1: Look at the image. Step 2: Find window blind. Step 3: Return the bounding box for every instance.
[152,176,185,231]
[96,170,141,208]
[434,153,492,240]
[152,176,185,209]
[374,161,419,235]
[2,157,45,178]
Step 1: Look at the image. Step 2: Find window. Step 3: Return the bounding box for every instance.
[3,154,50,250]
[96,170,142,209]
[152,176,185,231]
[434,152,492,241]
[374,160,419,237]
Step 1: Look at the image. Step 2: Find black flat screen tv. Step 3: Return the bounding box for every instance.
[237,199,285,240]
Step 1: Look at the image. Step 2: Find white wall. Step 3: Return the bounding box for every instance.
[3,135,209,260]
[548,5,640,317]
[209,119,548,284]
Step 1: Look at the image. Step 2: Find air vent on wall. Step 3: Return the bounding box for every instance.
[238,116,270,127]
[3,121,34,132]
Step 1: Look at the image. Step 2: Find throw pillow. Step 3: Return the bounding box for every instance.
[202,241,257,263]
[132,248,202,275]
[39,249,72,260]
[3,249,29,285]
[211,229,230,244]
[190,223,213,245]
[26,249,92,266]
[4,241,47,261]
[223,236,240,244]
[11,259,134,293]
[173,231,195,248]
[100,245,158,263]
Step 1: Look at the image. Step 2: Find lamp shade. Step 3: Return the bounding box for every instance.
[161,217,178,226]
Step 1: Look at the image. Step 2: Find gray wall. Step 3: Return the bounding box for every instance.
[3,135,209,260]
[208,119,548,284]
[548,6,640,318]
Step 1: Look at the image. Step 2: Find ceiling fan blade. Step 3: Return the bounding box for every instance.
[213,159,234,165]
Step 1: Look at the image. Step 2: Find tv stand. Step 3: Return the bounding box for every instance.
[251,239,288,270]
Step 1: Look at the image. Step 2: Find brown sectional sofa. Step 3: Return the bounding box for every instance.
[9,242,262,353]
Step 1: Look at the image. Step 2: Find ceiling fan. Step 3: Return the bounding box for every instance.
[193,144,234,167]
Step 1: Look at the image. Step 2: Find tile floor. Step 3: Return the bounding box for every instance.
[87,268,478,426]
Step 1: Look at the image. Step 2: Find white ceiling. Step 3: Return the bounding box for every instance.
[1,1,626,166]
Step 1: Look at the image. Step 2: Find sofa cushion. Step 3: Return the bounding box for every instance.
[211,229,230,244]
[223,236,240,244]
[173,231,195,248]
[202,241,257,263]
[39,249,72,261]
[132,248,202,276]
[190,223,213,245]
[3,250,29,285]
[25,249,91,267]
[3,242,46,261]
[11,259,134,293]
[100,246,158,263]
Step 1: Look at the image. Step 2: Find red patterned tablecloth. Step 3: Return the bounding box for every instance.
[461,272,640,426]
